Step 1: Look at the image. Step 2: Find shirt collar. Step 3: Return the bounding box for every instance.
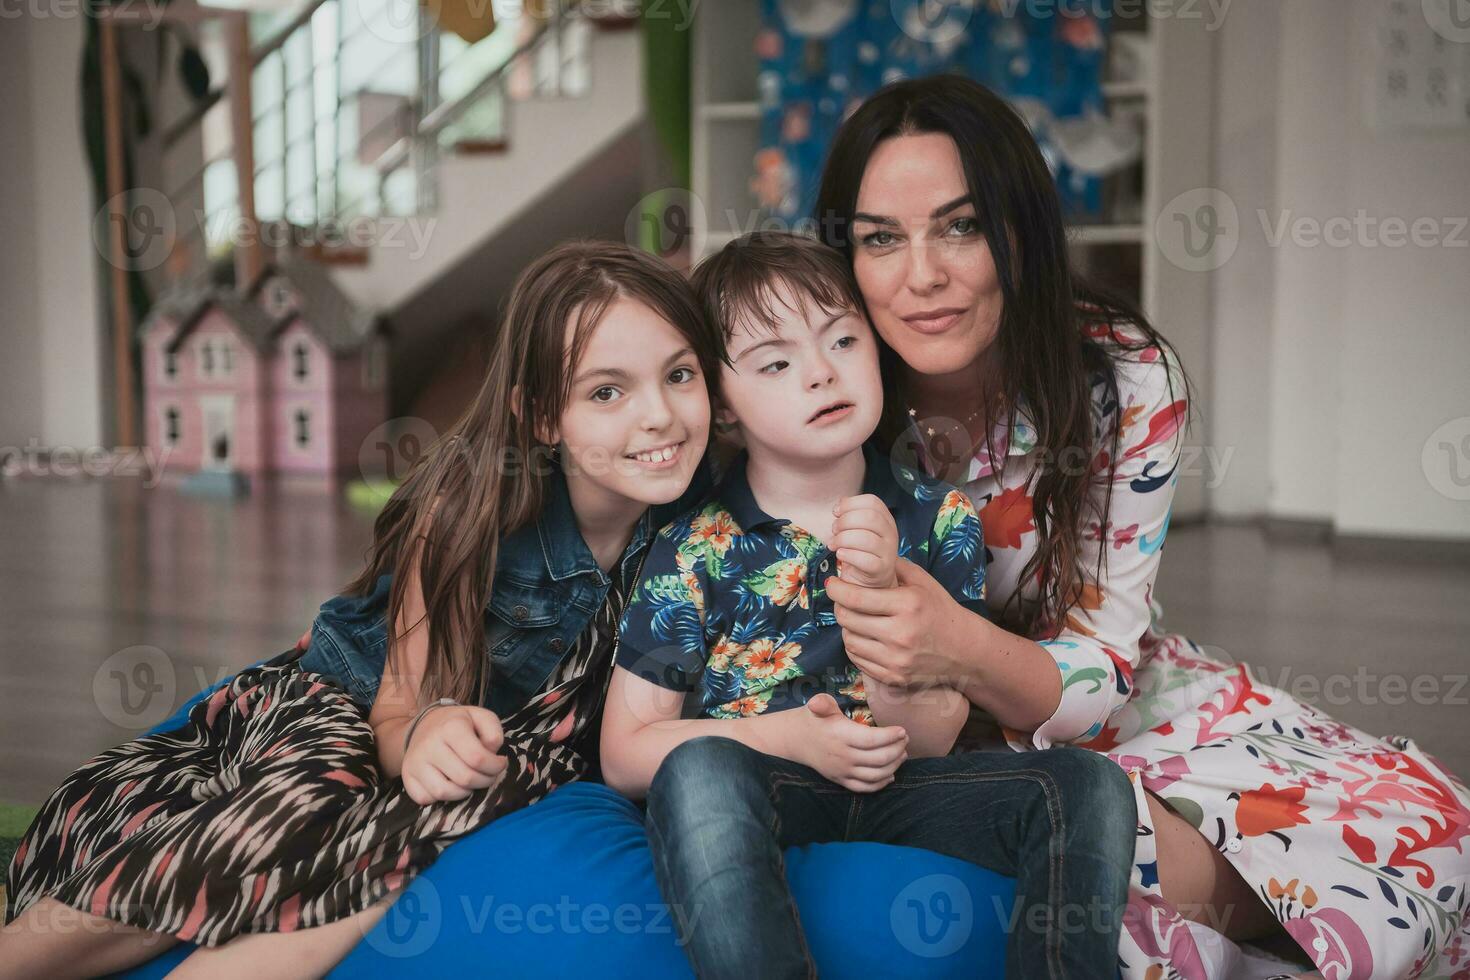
[717,441,909,532]
[533,462,652,585]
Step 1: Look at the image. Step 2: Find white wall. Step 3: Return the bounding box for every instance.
[0,14,103,453]
[1209,0,1470,540]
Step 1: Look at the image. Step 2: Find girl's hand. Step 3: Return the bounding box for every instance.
[793,693,908,792]
[830,494,899,589]
[827,558,965,690]
[295,626,312,651]
[401,705,509,805]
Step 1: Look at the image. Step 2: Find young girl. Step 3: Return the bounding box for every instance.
[1,240,721,979]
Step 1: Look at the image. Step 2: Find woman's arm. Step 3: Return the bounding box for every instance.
[832,340,1187,744]
[831,565,1064,732]
[862,673,970,757]
[599,667,908,800]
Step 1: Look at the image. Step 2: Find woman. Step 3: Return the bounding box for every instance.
[793,74,1470,979]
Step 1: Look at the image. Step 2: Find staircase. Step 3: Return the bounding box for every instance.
[153,0,647,414]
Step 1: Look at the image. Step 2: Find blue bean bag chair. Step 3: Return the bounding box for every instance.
[108,668,1013,978]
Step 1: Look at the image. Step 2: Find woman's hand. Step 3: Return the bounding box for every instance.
[400,705,508,805]
[827,558,969,690]
[792,693,908,792]
[295,626,312,651]
[830,493,899,588]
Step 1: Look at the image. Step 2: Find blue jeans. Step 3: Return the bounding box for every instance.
[644,737,1136,980]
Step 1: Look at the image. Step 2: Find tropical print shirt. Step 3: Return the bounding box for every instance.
[615,440,988,723]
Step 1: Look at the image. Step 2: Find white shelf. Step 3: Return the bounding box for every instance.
[700,101,761,121]
[1068,224,1146,245]
[1102,80,1150,100]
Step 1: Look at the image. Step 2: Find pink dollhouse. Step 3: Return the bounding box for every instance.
[139,257,390,483]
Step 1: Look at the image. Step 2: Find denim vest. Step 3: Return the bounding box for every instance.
[299,458,711,718]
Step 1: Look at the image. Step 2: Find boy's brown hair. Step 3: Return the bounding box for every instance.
[690,231,866,349]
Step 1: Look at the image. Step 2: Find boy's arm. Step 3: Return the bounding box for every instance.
[831,492,970,756]
[599,666,808,800]
[861,675,969,758]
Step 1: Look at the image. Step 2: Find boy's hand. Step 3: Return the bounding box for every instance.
[793,693,907,792]
[830,493,899,589]
[401,704,509,805]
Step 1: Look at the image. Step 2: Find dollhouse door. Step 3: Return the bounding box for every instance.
[199,394,236,471]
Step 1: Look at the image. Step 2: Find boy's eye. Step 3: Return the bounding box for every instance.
[758,360,789,376]
[591,386,621,403]
[668,366,697,384]
[832,335,857,350]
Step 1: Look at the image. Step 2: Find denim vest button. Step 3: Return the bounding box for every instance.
[549,637,565,653]
[512,604,529,623]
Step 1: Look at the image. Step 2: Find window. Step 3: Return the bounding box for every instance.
[294,407,311,448]
[220,342,235,377]
[164,406,181,446]
[163,348,178,381]
[199,339,215,378]
[293,342,310,382]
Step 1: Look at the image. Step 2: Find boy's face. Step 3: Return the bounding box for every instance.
[720,283,883,466]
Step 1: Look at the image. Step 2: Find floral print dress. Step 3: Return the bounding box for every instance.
[927,321,1470,980]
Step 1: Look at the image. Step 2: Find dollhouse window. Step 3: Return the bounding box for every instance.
[164,406,181,446]
[220,342,235,377]
[199,340,215,378]
[163,348,178,381]
[294,408,311,448]
[293,342,310,382]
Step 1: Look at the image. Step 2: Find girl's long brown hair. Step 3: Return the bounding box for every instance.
[814,75,1194,640]
[342,240,720,709]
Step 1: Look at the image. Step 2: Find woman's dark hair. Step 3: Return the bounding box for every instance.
[814,73,1193,639]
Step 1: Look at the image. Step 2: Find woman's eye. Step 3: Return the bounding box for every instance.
[758,360,789,375]
[591,386,621,403]
[860,230,896,248]
[832,336,857,350]
[949,217,980,236]
[668,366,697,385]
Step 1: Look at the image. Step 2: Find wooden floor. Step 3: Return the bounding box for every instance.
[2,477,1467,808]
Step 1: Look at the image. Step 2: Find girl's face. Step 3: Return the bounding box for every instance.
[850,132,1003,383]
[554,296,711,513]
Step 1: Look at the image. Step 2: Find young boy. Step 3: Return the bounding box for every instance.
[599,232,1135,980]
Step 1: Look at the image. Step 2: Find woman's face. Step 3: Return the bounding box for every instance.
[850,132,1003,384]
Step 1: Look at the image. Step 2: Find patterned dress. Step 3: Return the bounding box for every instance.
[5,564,632,947]
[933,322,1470,980]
